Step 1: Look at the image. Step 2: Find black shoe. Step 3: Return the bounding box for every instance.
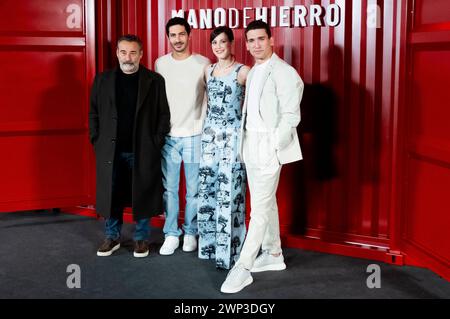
[97,239,120,257]
[134,240,149,258]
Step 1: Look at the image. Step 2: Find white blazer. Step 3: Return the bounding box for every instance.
[239,53,304,164]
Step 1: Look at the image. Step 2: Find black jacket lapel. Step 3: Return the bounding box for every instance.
[136,66,152,115]
[108,69,118,117]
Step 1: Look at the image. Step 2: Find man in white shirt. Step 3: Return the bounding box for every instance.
[220,20,304,293]
[155,17,210,255]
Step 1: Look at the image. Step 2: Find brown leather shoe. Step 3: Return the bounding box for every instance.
[97,239,120,257]
[134,240,150,258]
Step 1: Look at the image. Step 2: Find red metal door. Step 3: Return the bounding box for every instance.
[396,0,450,281]
[0,0,96,212]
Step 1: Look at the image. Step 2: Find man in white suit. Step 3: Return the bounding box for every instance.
[221,20,304,294]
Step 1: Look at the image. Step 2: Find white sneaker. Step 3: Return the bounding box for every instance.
[159,236,179,255]
[182,235,197,252]
[250,251,286,272]
[220,264,253,294]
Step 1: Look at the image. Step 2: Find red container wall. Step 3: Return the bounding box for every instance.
[97,0,401,251]
[65,0,449,282]
[396,0,450,281]
[0,0,96,211]
[3,0,442,280]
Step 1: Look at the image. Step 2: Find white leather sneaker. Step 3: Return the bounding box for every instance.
[182,234,197,252]
[159,236,179,255]
[220,264,253,294]
[250,251,286,272]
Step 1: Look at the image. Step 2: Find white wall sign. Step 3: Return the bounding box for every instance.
[367,4,382,29]
[172,5,342,29]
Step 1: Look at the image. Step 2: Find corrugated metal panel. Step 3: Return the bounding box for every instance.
[96,0,404,254]
[0,0,96,211]
[400,0,450,281]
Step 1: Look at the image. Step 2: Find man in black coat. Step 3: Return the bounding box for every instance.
[89,34,170,258]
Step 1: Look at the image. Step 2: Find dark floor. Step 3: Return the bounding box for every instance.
[0,210,449,299]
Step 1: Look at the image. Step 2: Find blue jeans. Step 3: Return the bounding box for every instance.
[105,217,150,241]
[105,152,150,241]
[161,135,201,237]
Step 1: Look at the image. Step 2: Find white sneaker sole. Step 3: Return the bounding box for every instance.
[220,276,254,294]
[159,246,178,255]
[133,250,149,258]
[250,262,286,273]
[182,245,197,252]
[97,243,120,257]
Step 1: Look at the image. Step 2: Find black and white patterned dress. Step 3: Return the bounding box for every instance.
[197,63,247,270]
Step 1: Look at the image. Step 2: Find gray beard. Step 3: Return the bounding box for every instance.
[120,63,138,74]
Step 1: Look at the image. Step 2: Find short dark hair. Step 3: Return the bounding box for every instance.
[117,34,143,50]
[245,20,272,39]
[210,26,234,43]
[166,17,191,37]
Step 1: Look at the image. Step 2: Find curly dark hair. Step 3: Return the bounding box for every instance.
[245,20,271,39]
[165,17,191,37]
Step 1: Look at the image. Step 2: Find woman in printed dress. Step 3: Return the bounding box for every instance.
[197,26,250,269]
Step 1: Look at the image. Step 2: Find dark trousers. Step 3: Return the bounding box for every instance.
[105,152,150,241]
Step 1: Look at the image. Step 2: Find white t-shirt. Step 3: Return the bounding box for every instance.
[155,53,210,137]
[246,58,271,132]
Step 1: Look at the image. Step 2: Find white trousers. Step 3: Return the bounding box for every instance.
[236,131,283,270]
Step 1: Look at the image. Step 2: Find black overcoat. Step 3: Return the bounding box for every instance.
[88,66,170,220]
